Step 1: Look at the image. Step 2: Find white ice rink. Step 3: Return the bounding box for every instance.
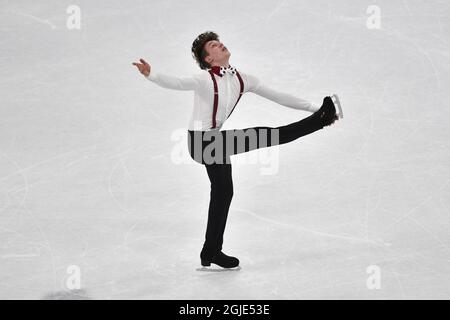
[1,0,449,299]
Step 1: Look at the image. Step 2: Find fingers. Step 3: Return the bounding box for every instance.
[132,58,150,72]
[132,58,150,67]
[132,62,145,76]
[132,64,143,72]
[132,59,150,77]
[140,58,149,66]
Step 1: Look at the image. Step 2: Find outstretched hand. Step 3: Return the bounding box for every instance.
[132,58,151,77]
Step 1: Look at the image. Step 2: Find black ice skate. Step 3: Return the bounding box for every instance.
[201,251,240,269]
[317,96,340,127]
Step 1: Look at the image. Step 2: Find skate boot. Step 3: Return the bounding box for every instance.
[201,251,240,269]
[316,96,338,127]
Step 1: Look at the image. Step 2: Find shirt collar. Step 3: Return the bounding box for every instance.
[209,65,237,77]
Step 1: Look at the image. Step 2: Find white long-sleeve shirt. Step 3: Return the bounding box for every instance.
[145,68,319,131]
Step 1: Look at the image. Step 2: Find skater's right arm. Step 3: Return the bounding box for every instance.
[146,72,201,91]
[133,58,200,91]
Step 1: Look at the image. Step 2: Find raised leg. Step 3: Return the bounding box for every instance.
[219,107,325,159]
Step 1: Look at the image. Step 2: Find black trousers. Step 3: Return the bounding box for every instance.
[187,110,325,259]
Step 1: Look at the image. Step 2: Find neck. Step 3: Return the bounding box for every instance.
[210,60,230,68]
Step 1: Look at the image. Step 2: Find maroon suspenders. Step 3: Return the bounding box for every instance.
[228,72,244,119]
[208,70,219,129]
[208,70,244,129]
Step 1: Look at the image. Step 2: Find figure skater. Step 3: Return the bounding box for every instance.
[133,31,343,269]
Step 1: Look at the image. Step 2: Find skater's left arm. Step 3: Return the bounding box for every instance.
[244,74,319,113]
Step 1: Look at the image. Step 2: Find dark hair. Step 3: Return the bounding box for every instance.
[191,31,219,70]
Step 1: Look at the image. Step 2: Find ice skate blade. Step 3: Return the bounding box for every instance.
[196,265,242,272]
[331,94,343,119]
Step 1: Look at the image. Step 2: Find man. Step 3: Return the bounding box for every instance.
[133,31,341,270]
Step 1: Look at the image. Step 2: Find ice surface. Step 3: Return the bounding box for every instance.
[0,0,449,299]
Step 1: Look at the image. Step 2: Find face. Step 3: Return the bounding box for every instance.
[204,39,231,66]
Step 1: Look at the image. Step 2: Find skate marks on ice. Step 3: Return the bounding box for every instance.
[196,266,242,272]
[8,10,57,29]
[41,289,91,300]
[233,207,391,248]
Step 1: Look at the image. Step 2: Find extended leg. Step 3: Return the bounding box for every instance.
[219,106,325,159]
[187,97,338,165]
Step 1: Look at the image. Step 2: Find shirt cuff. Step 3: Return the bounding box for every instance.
[145,72,157,81]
